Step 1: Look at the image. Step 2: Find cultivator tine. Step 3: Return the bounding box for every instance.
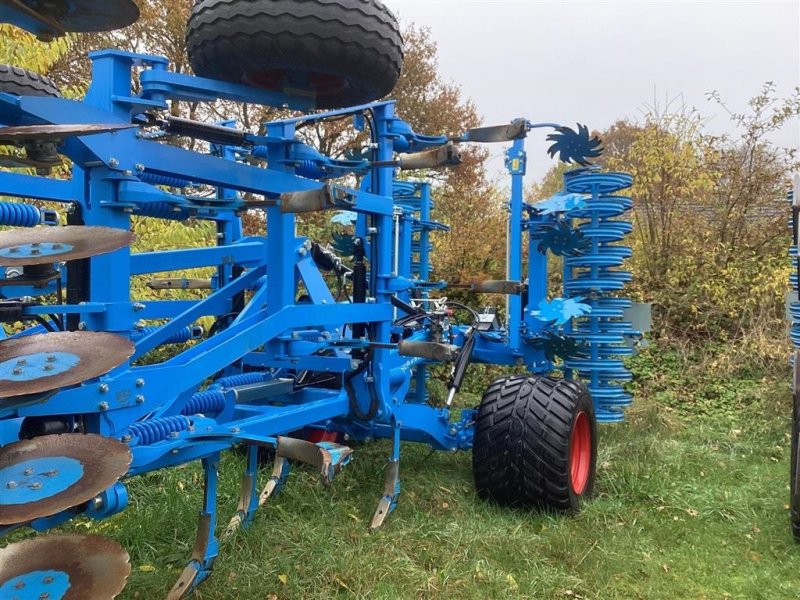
[0,331,134,399]
[398,143,462,170]
[0,123,135,144]
[370,422,401,532]
[272,436,353,484]
[222,445,260,540]
[0,225,134,267]
[258,455,291,505]
[369,459,400,532]
[0,434,131,525]
[0,533,130,598]
[168,454,221,600]
[456,119,528,143]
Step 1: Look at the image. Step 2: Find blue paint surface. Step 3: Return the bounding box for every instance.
[0,569,70,600]
[0,457,83,505]
[0,352,80,382]
[0,242,74,259]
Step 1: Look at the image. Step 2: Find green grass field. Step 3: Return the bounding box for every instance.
[42,349,800,599]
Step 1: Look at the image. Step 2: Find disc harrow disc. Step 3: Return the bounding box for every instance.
[9,0,140,33]
[0,331,134,399]
[0,226,133,267]
[0,533,130,599]
[0,434,131,525]
[0,123,135,143]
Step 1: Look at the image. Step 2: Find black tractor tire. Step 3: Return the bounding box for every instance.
[0,64,61,98]
[791,351,800,541]
[0,65,62,173]
[473,375,597,511]
[185,0,404,109]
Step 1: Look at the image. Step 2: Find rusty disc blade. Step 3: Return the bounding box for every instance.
[0,331,134,399]
[0,226,133,267]
[0,123,135,143]
[0,533,130,599]
[19,0,140,33]
[0,434,132,525]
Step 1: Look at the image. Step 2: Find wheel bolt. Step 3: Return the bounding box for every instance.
[6,481,17,489]
[29,482,42,490]
[23,468,34,476]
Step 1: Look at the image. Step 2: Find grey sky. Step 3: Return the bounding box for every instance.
[385,1,800,182]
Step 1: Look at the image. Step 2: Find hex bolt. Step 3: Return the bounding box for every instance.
[135,163,145,173]
[51,244,62,250]
[133,302,145,311]
[99,383,109,393]
[6,481,17,489]
[14,581,24,589]
[29,482,42,490]
[43,470,58,477]
[12,367,23,375]
[40,591,51,599]
[23,468,34,476]
[135,395,145,404]
[98,401,110,411]
[43,576,54,584]
[121,435,133,443]
[30,243,40,248]
[135,378,145,387]
[78,321,87,330]
[42,364,54,372]
[108,158,119,168]
[16,359,27,365]
[171,449,179,455]
[8,247,19,253]
[230,427,240,433]
[30,249,41,255]
[46,355,57,362]
[169,431,180,439]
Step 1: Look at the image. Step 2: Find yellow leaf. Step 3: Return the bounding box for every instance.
[139,565,156,573]
[278,574,288,585]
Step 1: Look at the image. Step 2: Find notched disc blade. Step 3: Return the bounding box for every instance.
[0,123,135,143]
[0,434,132,525]
[0,533,130,599]
[0,331,134,398]
[0,226,133,266]
[11,0,140,33]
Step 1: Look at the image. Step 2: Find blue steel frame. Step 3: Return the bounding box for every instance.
[0,49,634,595]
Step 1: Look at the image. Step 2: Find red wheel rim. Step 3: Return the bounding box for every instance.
[569,411,592,495]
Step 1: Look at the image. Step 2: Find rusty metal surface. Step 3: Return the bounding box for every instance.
[0,226,133,267]
[0,434,131,525]
[0,123,134,143]
[0,533,130,599]
[0,331,134,398]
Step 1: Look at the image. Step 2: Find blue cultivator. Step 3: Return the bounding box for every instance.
[0,2,636,597]
[788,174,800,541]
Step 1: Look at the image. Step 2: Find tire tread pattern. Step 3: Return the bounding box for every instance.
[0,65,61,97]
[473,375,596,511]
[186,0,403,108]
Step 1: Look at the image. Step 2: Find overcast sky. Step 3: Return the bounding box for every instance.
[385,1,800,181]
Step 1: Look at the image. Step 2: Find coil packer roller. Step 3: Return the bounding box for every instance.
[0,47,637,598]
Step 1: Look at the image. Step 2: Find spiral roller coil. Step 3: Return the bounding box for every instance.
[562,169,636,423]
[789,189,800,351]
